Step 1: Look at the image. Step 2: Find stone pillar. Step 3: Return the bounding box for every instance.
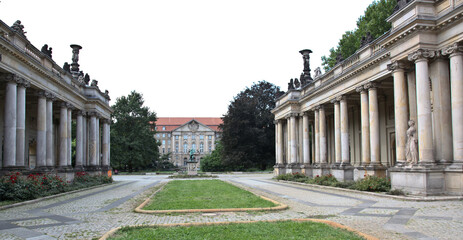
[340,96,350,165]
[96,117,100,165]
[332,99,341,165]
[36,91,47,169]
[59,103,68,168]
[314,108,320,164]
[388,61,409,165]
[357,86,370,166]
[89,113,97,167]
[366,82,381,166]
[407,71,417,123]
[46,93,55,168]
[67,106,72,167]
[16,79,29,168]
[83,114,88,166]
[319,106,327,165]
[302,113,310,164]
[277,120,284,165]
[2,74,18,168]
[102,119,109,167]
[289,114,297,164]
[408,49,435,165]
[75,111,84,169]
[443,44,463,165]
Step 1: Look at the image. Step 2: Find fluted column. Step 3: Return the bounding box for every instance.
[59,103,68,168]
[96,117,100,165]
[89,112,97,166]
[319,105,327,164]
[2,74,19,168]
[302,113,310,164]
[332,98,341,164]
[388,61,409,165]
[366,82,381,166]
[314,108,320,164]
[67,105,73,167]
[16,79,29,168]
[278,120,284,164]
[443,43,463,165]
[36,91,47,169]
[75,111,84,169]
[340,96,350,165]
[46,93,55,168]
[357,86,370,165]
[408,49,435,164]
[101,119,109,167]
[289,114,297,164]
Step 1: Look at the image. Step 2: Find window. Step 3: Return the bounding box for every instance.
[175,144,179,153]
[162,133,166,138]
[162,126,166,130]
[184,142,188,153]
[208,143,212,153]
[192,135,196,140]
[200,135,204,140]
[200,142,204,153]
[162,140,165,145]
[183,135,188,140]
[157,134,160,138]
[168,148,171,153]
[175,135,179,140]
[168,140,171,145]
[192,143,196,151]
[208,136,212,140]
[162,148,165,153]
[168,134,171,137]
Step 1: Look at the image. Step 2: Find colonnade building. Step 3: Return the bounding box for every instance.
[0,19,112,180]
[272,0,463,195]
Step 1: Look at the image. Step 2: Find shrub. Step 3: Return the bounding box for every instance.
[352,175,391,192]
[306,174,339,186]
[275,173,309,182]
[388,188,405,195]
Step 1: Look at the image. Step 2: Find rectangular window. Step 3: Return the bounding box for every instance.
[200,135,204,140]
[162,126,166,130]
[162,148,165,153]
[192,135,196,140]
[168,134,171,137]
[168,140,171,145]
[162,133,166,138]
[162,140,166,145]
[183,135,188,140]
[168,148,171,153]
[175,135,179,140]
[208,136,212,140]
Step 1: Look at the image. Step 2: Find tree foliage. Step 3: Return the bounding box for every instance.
[220,81,281,171]
[321,0,396,71]
[110,91,160,172]
[200,142,225,172]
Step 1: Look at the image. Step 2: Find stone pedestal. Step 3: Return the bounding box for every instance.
[57,169,75,182]
[312,164,330,177]
[331,165,354,181]
[286,163,301,174]
[274,164,286,176]
[390,166,445,196]
[355,166,387,180]
[301,164,313,178]
[445,166,463,195]
[187,160,198,175]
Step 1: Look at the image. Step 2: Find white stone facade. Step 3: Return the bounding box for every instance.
[0,20,112,180]
[273,0,463,195]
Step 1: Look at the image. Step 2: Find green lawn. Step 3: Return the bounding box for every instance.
[107,221,365,240]
[143,180,276,210]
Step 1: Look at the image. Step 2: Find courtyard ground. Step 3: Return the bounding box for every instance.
[0,174,461,239]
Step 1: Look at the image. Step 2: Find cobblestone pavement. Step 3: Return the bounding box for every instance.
[0,174,461,239]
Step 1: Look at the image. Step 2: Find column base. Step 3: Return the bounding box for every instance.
[444,167,463,196]
[355,165,387,180]
[300,164,313,178]
[313,165,330,177]
[390,166,445,196]
[331,165,354,181]
[273,164,286,176]
[286,163,302,174]
[57,168,76,182]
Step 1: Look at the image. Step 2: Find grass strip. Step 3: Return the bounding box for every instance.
[106,220,366,240]
[142,180,276,210]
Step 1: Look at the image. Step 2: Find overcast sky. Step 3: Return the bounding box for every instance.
[1,0,375,117]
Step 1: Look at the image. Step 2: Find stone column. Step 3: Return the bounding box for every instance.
[332,99,341,165]
[407,71,417,123]
[59,103,68,168]
[89,112,97,166]
[83,114,88,166]
[96,117,100,165]
[102,119,109,167]
[357,86,370,165]
[388,61,409,165]
[275,120,279,164]
[67,105,72,167]
[314,108,320,164]
[75,111,84,169]
[408,49,435,164]
[340,96,350,165]
[302,113,310,164]
[278,120,284,164]
[443,43,463,165]
[366,82,381,166]
[45,93,55,168]
[16,79,29,168]
[289,114,297,164]
[2,74,18,168]
[319,105,327,164]
[36,91,47,169]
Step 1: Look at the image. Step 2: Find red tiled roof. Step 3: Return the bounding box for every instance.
[153,117,222,132]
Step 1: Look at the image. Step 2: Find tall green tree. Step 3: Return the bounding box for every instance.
[220,81,282,171]
[200,142,225,172]
[321,0,396,71]
[110,91,159,172]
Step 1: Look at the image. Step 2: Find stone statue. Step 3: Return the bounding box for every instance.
[299,73,306,86]
[294,78,300,89]
[84,73,90,85]
[72,47,79,64]
[189,149,195,161]
[41,44,52,58]
[11,20,25,35]
[90,79,98,87]
[336,53,344,64]
[394,0,411,13]
[63,62,71,73]
[288,79,294,91]
[303,54,310,72]
[314,67,322,78]
[405,120,418,165]
[77,71,85,85]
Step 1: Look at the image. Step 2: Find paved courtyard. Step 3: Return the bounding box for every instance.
[0,174,462,239]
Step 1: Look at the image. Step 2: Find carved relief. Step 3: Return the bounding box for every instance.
[408,49,436,62]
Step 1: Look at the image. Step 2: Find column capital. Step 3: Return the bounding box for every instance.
[364,81,378,90]
[36,90,47,98]
[0,73,23,84]
[408,48,436,62]
[336,95,347,102]
[17,78,30,88]
[441,42,463,57]
[76,110,86,116]
[66,103,74,110]
[330,98,339,104]
[87,111,100,118]
[102,118,111,125]
[45,92,56,101]
[387,60,409,72]
[286,113,298,119]
[356,85,366,93]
